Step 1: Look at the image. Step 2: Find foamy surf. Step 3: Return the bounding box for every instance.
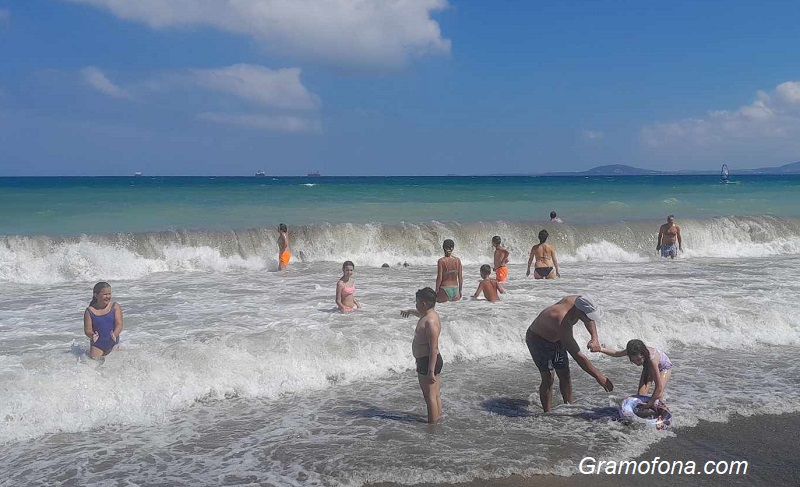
[3,216,800,284]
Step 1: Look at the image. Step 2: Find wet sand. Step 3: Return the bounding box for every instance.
[370,412,799,487]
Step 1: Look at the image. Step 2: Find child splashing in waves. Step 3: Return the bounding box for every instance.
[336,261,361,313]
[472,264,505,302]
[435,239,462,302]
[83,281,124,359]
[597,339,672,411]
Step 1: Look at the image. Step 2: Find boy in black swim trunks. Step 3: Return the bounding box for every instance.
[401,287,443,423]
[525,295,613,412]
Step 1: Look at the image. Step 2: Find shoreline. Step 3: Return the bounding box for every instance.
[369,412,799,487]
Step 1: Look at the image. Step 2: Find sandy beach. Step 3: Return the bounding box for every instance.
[371,412,799,487]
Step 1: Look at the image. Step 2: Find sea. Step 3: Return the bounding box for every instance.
[2,175,800,486]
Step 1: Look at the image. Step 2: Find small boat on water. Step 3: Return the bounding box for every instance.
[255,170,267,177]
[134,171,143,177]
[307,171,321,177]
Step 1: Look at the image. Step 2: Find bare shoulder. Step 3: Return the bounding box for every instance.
[426,311,442,328]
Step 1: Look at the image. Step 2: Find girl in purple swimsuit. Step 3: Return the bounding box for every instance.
[597,339,672,410]
[83,282,124,359]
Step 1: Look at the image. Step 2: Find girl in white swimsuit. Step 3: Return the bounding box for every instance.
[597,339,673,410]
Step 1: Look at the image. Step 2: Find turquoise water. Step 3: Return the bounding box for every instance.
[2,175,800,236]
[3,175,800,485]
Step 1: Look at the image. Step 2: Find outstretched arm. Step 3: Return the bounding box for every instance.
[597,347,627,357]
[582,318,601,352]
[564,334,613,392]
[400,309,422,318]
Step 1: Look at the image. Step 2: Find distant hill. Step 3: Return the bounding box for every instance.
[747,161,800,174]
[539,161,800,176]
[542,164,661,176]
[582,164,660,176]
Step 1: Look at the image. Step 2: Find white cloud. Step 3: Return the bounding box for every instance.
[641,81,800,149]
[80,66,132,99]
[65,0,451,68]
[582,130,604,141]
[190,64,319,110]
[198,112,321,134]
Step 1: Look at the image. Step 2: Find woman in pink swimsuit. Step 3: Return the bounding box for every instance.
[336,261,361,313]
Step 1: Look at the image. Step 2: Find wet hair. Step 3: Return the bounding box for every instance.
[416,287,437,308]
[480,264,491,276]
[625,339,651,363]
[667,215,674,220]
[90,281,111,307]
[443,239,455,255]
[279,223,288,232]
[550,211,557,219]
[342,260,355,270]
[492,236,501,245]
[538,229,549,243]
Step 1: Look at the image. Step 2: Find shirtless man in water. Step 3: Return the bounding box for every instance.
[401,287,443,423]
[526,229,560,279]
[525,295,613,412]
[656,215,682,259]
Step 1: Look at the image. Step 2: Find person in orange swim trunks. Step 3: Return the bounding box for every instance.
[492,235,509,282]
[277,223,291,270]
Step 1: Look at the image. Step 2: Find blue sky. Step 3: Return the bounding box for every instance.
[1,0,799,176]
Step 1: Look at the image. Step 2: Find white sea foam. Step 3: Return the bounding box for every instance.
[3,216,800,284]
[2,217,800,485]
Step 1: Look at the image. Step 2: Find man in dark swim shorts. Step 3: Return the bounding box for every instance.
[525,295,613,412]
[526,330,568,372]
[416,354,444,375]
